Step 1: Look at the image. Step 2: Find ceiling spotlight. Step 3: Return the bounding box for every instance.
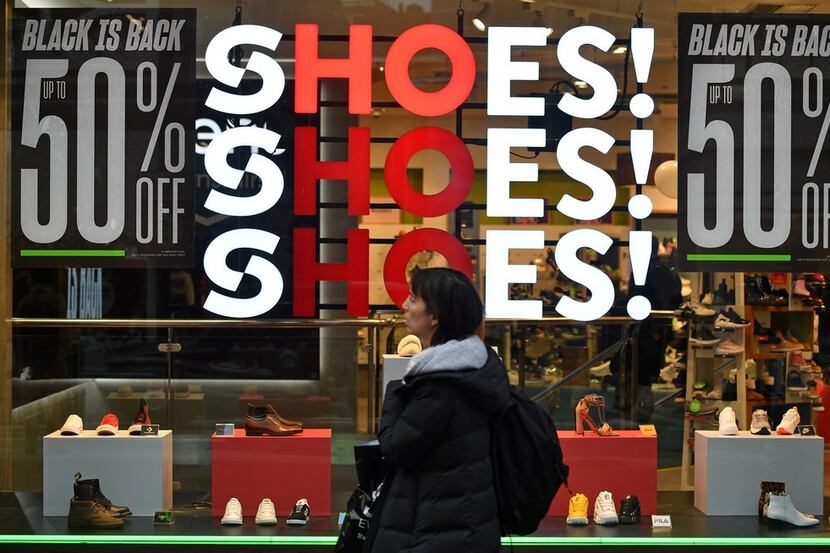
[472,2,491,32]
[612,45,627,54]
[533,11,553,37]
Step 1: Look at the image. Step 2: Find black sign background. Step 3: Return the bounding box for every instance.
[12,8,196,267]
[679,13,830,271]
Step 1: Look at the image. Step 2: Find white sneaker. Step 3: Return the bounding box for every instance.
[718,407,739,435]
[60,414,83,436]
[766,493,819,527]
[255,498,278,525]
[593,491,619,525]
[776,407,800,435]
[221,498,243,526]
[749,410,771,435]
[701,293,715,305]
[716,339,745,355]
[660,363,679,383]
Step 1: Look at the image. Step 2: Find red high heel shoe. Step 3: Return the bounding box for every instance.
[575,395,615,436]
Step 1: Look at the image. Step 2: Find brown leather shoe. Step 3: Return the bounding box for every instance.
[246,404,303,429]
[245,408,302,436]
[266,404,303,428]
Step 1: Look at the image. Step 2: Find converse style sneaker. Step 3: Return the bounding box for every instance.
[776,407,800,435]
[221,498,243,526]
[286,499,310,526]
[750,410,771,435]
[593,491,619,525]
[255,498,278,525]
[128,399,151,435]
[566,493,589,526]
[60,414,83,436]
[718,407,739,435]
[96,413,119,436]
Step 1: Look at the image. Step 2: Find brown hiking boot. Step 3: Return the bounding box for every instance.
[68,482,125,528]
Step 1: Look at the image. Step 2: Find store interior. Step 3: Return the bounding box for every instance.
[3,0,830,550]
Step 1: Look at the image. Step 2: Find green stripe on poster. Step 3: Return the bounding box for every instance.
[686,254,791,262]
[20,249,125,257]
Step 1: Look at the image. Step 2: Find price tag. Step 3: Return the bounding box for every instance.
[797,425,817,436]
[651,515,672,528]
[639,424,657,436]
[153,511,173,524]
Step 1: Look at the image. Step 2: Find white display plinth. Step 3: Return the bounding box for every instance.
[43,430,173,516]
[694,430,824,516]
[382,355,411,399]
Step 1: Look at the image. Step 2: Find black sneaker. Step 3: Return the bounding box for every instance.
[725,308,749,326]
[618,495,641,524]
[689,327,720,346]
[286,499,310,526]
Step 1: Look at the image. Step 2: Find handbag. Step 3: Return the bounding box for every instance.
[334,441,391,553]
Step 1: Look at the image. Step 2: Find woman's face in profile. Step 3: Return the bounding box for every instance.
[403,290,436,344]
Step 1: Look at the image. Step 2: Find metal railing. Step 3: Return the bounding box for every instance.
[10,311,677,431]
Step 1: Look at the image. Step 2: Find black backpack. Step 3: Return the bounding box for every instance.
[490,387,569,536]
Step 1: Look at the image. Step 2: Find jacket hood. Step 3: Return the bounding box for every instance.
[404,336,509,414]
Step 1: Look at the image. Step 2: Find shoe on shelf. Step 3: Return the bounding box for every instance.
[128,399,151,435]
[701,292,715,305]
[793,279,810,297]
[681,302,717,320]
[715,313,742,329]
[787,371,807,391]
[618,495,641,524]
[775,407,800,435]
[575,395,615,436]
[747,389,766,400]
[690,327,721,346]
[245,404,303,436]
[593,491,619,525]
[706,386,723,400]
[286,499,311,526]
[660,363,681,383]
[724,308,750,326]
[750,410,772,435]
[716,339,745,355]
[221,498,243,526]
[74,473,131,519]
[255,498,278,526]
[96,413,119,436]
[718,406,739,435]
[765,492,819,527]
[68,478,126,529]
[566,493,589,526]
[60,414,83,436]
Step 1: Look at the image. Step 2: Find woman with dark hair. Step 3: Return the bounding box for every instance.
[368,267,510,553]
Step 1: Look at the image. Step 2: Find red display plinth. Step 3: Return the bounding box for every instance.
[211,429,332,517]
[548,430,657,516]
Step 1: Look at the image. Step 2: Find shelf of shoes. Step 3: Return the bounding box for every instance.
[680,272,747,491]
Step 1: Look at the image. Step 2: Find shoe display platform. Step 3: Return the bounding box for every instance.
[42,430,173,517]
[2,492,830,553]
[549,431,657,516]
[211,429,332,517]
[694,430,824,516]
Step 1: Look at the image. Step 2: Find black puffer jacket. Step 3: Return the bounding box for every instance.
[368,338,510,553]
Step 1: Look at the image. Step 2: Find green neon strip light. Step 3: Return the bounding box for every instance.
[20,249,126,257]
[686,254,791,262]
[0,535,829,546]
